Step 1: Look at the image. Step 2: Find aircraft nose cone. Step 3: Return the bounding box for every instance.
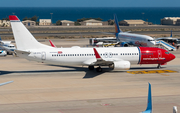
[171,53,176,60]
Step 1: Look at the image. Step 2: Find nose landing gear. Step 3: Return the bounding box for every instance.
[157,64,161,69]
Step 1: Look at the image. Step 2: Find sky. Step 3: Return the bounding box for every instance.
[1,0,180,7]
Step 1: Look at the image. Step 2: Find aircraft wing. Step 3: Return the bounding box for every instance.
[83,48,122,66]
[91,48,114,66]
[0,81,13,86]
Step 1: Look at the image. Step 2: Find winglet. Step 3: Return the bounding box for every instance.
[114,14,121,34]
[141,83,152,113]
[93,48,102,60]
[9,15,20,21]
[0,36,1,41]
[49,40,56,48]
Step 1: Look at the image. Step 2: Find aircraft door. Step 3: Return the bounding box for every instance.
[105,52,108,58]
[41,52,46,60]
[109,52,112,58]
[158,50,162,58]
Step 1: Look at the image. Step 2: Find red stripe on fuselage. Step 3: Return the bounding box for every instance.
[139,47,175,64]
[9,15,19,21]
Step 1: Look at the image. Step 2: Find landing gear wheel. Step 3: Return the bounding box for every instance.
[88,66,94,70]
[157,64,161,69]
[96,67,102,72]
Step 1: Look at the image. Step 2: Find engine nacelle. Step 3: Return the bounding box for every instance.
[109,61,130,70]
[120,42,129,47]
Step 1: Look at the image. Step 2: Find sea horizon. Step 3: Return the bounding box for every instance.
[0,7,180,24]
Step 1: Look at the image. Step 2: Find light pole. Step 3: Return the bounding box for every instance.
[50,13,53,25]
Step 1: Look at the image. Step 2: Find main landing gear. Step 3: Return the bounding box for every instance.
[157,64,161,69]
[96,66,102,72]
[88,66,102,72]
[88,66,94,70]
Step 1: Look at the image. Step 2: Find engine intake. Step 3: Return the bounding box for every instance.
[109,61,130,70]
[120,42,129,47]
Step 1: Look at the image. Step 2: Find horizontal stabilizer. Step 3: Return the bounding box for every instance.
[15,50,30,55]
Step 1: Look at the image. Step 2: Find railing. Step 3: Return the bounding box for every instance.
[156,40,176,51]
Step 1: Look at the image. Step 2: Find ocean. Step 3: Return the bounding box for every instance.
[0,7,180,24]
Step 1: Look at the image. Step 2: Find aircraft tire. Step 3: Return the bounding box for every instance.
[96,67,102,72]
[88,66,94,70]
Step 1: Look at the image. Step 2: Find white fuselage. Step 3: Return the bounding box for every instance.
[21,47,140,66]
[118,32,155,47]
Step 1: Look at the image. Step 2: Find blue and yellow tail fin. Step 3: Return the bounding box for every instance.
[114,14,121,34]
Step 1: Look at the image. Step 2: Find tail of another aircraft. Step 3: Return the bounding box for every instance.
[114,14,121,34]
[141,83,152,113]
[170,30,172,37]
[9,15,52,51]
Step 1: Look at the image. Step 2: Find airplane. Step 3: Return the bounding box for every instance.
[9,15,175,72]
[140,83,152,113]
[114,14,156,47]
[97,15,156,47]
[0,37,16,55]
[0,50,7,56]
[156,30,173,40]
[0,81,13,86]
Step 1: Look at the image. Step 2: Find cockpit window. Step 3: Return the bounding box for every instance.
[148,39,155,41]
[165,52,169,54]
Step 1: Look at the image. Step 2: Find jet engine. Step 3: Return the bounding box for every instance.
[109,61,130,70]
[120,42,129,47]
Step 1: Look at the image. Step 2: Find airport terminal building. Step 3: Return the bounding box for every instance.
[61,20,74,26]
[22,20,36,27]
[39,19,51,26]
[119,20,148,26]
[80,19,108,26]
[161,17,180,25]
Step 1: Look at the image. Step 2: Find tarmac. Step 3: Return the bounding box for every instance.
[0,39,180,113]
